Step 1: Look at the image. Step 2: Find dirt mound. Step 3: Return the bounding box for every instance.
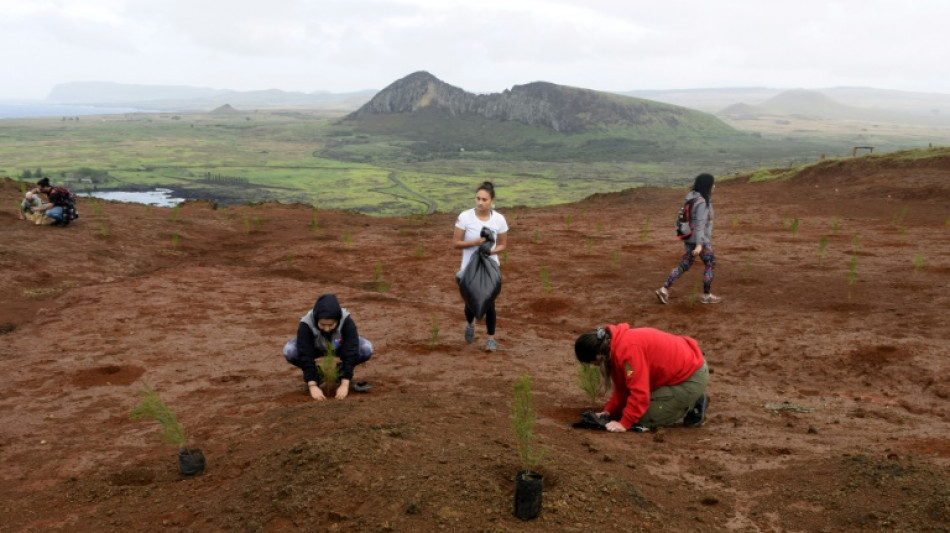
[1,156,948,532]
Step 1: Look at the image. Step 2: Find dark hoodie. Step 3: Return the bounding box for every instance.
[295,294,360,384]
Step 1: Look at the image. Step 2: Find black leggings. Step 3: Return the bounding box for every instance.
[465,302,497,335]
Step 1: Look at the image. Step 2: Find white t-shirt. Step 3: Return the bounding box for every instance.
[455,208,509,271]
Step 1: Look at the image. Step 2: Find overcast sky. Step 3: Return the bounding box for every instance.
[2,0,947,101]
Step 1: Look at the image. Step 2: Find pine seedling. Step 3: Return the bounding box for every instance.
[145,204,153,214]
[731,215,739,228]
[242,214,251,234]
[511,374,545,475]
[539,266,552,293]
[93,200,103,216]
[342,231,352,249]
[170,205,180,223]
[414,243,423,259]
[817,236,829,265]
[790,218,799,235]
[596,222,603,234]
[532,230,540,243]
[847,255,858,300]
[429,317,440,349]
[253,215,262,231]
[501,250,508,265]
[891,205,909,228]
[686,286,700,307]
[374,262,383,282]
[852,235,861,253]
[130,384,188,450]
[831,217,841,235]
[640,217,650,242]
[577,363,602,405]
[18,179,26,194]
[913,254,924,274]
[564,215,572,229]
[586,237,593,256]
[611,250,620,268]
[286,253,295,268]
[171,232,180,248]
[98,222,110,238]
[319,344,340,393]
[308,208,320,234]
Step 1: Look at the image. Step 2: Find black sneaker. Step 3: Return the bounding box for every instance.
[683,394,709,427]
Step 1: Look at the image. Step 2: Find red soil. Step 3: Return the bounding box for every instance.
[1,154,949,532]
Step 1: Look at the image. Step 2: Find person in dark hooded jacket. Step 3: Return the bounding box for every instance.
[282,294,373,400]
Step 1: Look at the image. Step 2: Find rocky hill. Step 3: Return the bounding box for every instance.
[346,71,736,134]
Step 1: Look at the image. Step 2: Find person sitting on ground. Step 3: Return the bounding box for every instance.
[573,324,710,432]
[18,189,43,222]
[32,177,79,226]
[282,294,373,401]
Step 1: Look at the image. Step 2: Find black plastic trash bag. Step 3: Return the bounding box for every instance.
[457,244,502,321]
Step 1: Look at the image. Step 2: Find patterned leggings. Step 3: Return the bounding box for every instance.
[664,243,715,294]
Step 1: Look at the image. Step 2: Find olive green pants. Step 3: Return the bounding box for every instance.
[638,361,709,428]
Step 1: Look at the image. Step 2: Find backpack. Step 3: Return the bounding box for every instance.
[675,197,701,240]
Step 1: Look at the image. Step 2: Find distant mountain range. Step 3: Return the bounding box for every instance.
[45,78,950,126]
[46,81,376,112]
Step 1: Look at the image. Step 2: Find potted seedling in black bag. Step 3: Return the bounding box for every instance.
[511,374,545,520]
[130,384,205,476]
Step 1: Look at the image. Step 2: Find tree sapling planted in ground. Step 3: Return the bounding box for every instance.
[130,384,205,476]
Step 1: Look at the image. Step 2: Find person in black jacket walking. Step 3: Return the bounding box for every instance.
[282,294,373,400]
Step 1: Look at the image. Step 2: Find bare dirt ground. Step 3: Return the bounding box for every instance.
[1,153,949,533]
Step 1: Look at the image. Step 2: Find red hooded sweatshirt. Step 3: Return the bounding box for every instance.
[603,324,705,428]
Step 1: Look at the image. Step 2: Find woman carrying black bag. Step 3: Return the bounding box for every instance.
[453,181,509,352]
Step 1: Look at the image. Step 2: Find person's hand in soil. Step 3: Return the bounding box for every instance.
[335,379,350,400]
[308,381,326,401]
[605,421,627,433]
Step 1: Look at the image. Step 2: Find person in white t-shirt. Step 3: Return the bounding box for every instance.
[452,181,509,352]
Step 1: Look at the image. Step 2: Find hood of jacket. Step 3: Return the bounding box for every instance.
[312,294,343,322]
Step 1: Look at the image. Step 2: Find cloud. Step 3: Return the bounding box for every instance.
[1,0,948,100]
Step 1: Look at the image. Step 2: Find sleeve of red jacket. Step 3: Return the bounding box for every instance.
[608,346,652,429]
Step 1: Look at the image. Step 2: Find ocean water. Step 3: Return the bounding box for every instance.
[82,188,184,207]
[0,102,148,119]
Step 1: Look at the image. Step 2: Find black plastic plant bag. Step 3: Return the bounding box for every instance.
[457,246,501,320]
[178,448,206,476]
[514,470,543,520]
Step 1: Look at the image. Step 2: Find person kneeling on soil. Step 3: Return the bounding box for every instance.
[18,189,43,222]
[574,324,709,432]
[283,294,373,401]
[33,177,79,226]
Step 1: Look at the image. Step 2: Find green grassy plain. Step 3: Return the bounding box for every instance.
[2,108,947,216]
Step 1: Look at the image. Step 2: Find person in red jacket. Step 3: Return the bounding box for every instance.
[574,324,709,432]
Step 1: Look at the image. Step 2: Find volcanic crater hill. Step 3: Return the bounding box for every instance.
[345,70,738,135]
[1,148,949,531]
